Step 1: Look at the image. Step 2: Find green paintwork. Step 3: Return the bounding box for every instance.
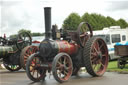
[0,46,13,57]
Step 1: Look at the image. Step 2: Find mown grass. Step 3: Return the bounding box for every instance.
[107,61,128,73]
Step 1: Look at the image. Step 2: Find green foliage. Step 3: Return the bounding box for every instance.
[31,32,45,36]
[117,18,128,28]
[63,13,81,30]
[9,29,44,38]
[63,12,128,31]
[9,34,17,39]
[106,16,117,26]
[18,29,31,34]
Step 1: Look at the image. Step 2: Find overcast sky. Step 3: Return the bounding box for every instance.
[0,0,128,37]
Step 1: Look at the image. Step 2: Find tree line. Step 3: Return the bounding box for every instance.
[9,12,128,38]
[10,29,44,38]
[63,12,128,30]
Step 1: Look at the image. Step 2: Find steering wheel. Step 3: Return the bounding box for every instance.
[16,32,32,50]
[76,22,93,48]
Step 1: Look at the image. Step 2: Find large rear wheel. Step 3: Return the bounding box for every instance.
[84,37,108,76]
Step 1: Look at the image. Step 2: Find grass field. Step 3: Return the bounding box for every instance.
[107,61,128,73]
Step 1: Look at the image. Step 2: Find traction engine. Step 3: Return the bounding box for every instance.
[26,7,109,83]
[0,32,32,71]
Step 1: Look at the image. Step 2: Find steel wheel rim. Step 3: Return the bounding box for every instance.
[29,56,45,80]
[90,38,108,75]
[55,55,72,81]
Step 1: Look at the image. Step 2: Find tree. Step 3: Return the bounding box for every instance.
[18,29,31,34]
[62,12,128,31]
[9,28,45,38]
[106,16,117,26]
[63,13,81,30]
[117,18,128,28]
[31,32,45,36]
[81,13,96,30]
[82,13,106,30]
[9,34,17,38]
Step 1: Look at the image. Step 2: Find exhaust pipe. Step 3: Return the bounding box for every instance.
[44,7,51,40]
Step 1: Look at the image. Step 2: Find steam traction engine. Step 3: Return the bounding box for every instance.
[0,32,32,71]
[26,7,109,83]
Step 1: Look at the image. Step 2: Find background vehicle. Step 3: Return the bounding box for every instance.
[114,45,128,69]
[0,32,32,71]
[93,26,128,60]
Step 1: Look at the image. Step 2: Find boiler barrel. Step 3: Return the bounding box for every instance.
[56,41,78,55]
[0,46,13,58]
[39,40,78,57]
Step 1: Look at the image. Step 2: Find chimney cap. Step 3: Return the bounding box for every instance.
[44,7,51,9]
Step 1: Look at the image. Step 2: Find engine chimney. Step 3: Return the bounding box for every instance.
[44,7,51,39]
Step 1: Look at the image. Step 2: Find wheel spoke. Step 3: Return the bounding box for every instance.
[32,69,35,75]
[37,70,39,78]
[96,42,100,51]
[64,57,66,65]
[29,51,32,55]
[58,70,62,77]
[96,64,101,71]
[25,41,31,43]
[56,66,62,69]
[91,57,97,63]
[67,66,72,70]
[34,58,38,65]
[82,37,86,46]
[93,46,99,55]
[24,35,26,41]
[24,55,28,58]
[99,43,104,50]
[64,70,68,75]
[57,61,62,66]
[100,62,104,67]
[93,64,97,70]
[102,54,106,57]
[25,53,30,57]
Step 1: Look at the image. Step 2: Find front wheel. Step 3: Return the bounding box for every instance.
[52,53,73,83]
[83,37,109,77]
[26,53,46,82]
